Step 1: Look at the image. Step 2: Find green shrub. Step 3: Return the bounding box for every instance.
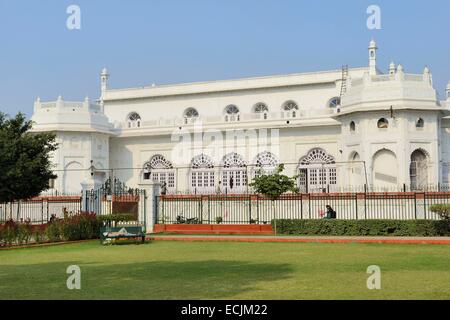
[61,212,100,241]
[430,204,450,220]
[45,220,62,242]
[273,219,450,237]
[2,219,18,245]
[17,220,33,245]
[33,228,46,244]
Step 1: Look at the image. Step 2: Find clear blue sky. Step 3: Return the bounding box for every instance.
[1,0,449,117]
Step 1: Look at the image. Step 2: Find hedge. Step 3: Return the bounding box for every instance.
[273,219,450,237]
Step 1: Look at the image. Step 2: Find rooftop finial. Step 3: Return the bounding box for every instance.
[101,67,109,93]
[368,39,378,76]
[446,81,450,99]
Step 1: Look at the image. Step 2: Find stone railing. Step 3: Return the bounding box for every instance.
[34,97,102,114]
[114,108,335,130]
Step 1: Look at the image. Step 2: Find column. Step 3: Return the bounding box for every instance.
[138,180,161,233]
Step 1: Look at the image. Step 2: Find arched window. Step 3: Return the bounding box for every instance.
[416,118,424,129]
[282,101,299,118]
[224,105,240,122]
[190,154,215,194]
[143,155,175,191]
[410,149,428,191]
[183,108,199,124]
[253,151,278,176]
[127,112,141,128]
[350,121,356,132]
[298,148,337,193]
[221,153,247,193]
[377,118,389,129]
[328,97,341,109]
[254,103,269,119]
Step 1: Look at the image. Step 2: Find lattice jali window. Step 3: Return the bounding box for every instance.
[143,155,175,188]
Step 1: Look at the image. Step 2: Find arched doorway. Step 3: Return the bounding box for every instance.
[372,149,397,189]
[189,154,215,194]
[143,155,176,193]
[221,152,247,194]
[298,148,337,193]
[410,149,428,190]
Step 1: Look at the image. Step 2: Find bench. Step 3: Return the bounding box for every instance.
[100,226,146,244]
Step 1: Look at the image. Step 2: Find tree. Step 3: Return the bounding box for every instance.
[0,112,57,205]
[249,164,299,234]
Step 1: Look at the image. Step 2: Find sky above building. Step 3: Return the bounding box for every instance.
[0,0,449,117]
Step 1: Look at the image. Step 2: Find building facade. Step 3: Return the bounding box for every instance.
[31,41,450,194]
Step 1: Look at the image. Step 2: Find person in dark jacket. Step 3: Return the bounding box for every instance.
[324,205,337,219]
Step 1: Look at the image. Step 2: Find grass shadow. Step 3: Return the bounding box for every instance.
[0,259,294,300]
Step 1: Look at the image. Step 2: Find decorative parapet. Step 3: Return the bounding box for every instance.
[31,96,114,134]
[340,68,440,113]
[34,96,103,114]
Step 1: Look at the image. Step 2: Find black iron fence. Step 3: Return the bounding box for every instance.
[156,192,450,224]
[0,189,147,225]
[0,194,82,224]
[84,188,147,226]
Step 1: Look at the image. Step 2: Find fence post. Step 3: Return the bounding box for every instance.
[138,180,161,233]
[355,193,358,220]
[414,193,417,220]
[300,194,303,220]
[41,199,45,224]
[248,195,252,224]
[257,196,260,223]
[208,196,211,224]
[17,201,21,221]
[423,193,427,220]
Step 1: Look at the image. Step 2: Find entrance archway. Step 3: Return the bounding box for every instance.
[410,149,428,190]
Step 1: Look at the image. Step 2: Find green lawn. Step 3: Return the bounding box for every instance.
[1,240,449,300]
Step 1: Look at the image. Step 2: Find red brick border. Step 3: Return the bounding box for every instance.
[147,236,450,245]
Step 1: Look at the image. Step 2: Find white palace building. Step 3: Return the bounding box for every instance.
[31,41,450,194]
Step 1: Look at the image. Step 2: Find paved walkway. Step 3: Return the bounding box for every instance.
[147,234,450,245]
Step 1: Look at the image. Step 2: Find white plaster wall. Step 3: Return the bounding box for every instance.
[103,83,341,125]
[109,125,341,191]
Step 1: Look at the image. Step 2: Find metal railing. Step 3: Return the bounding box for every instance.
[0,193,82,224]
[156,191,450,225]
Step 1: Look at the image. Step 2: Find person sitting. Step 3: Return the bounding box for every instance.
[324,205,337,219]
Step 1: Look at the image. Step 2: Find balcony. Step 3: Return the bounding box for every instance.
[113,108,336,132]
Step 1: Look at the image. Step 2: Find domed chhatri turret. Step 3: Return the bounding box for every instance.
[389,62,396,75]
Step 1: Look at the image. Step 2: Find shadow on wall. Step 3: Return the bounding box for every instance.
[109,139,134,186]
[0,259,294,300]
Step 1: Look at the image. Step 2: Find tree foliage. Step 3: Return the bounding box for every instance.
[249,164,299,200]
[0,112,57,202]
[430,204,450,220]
